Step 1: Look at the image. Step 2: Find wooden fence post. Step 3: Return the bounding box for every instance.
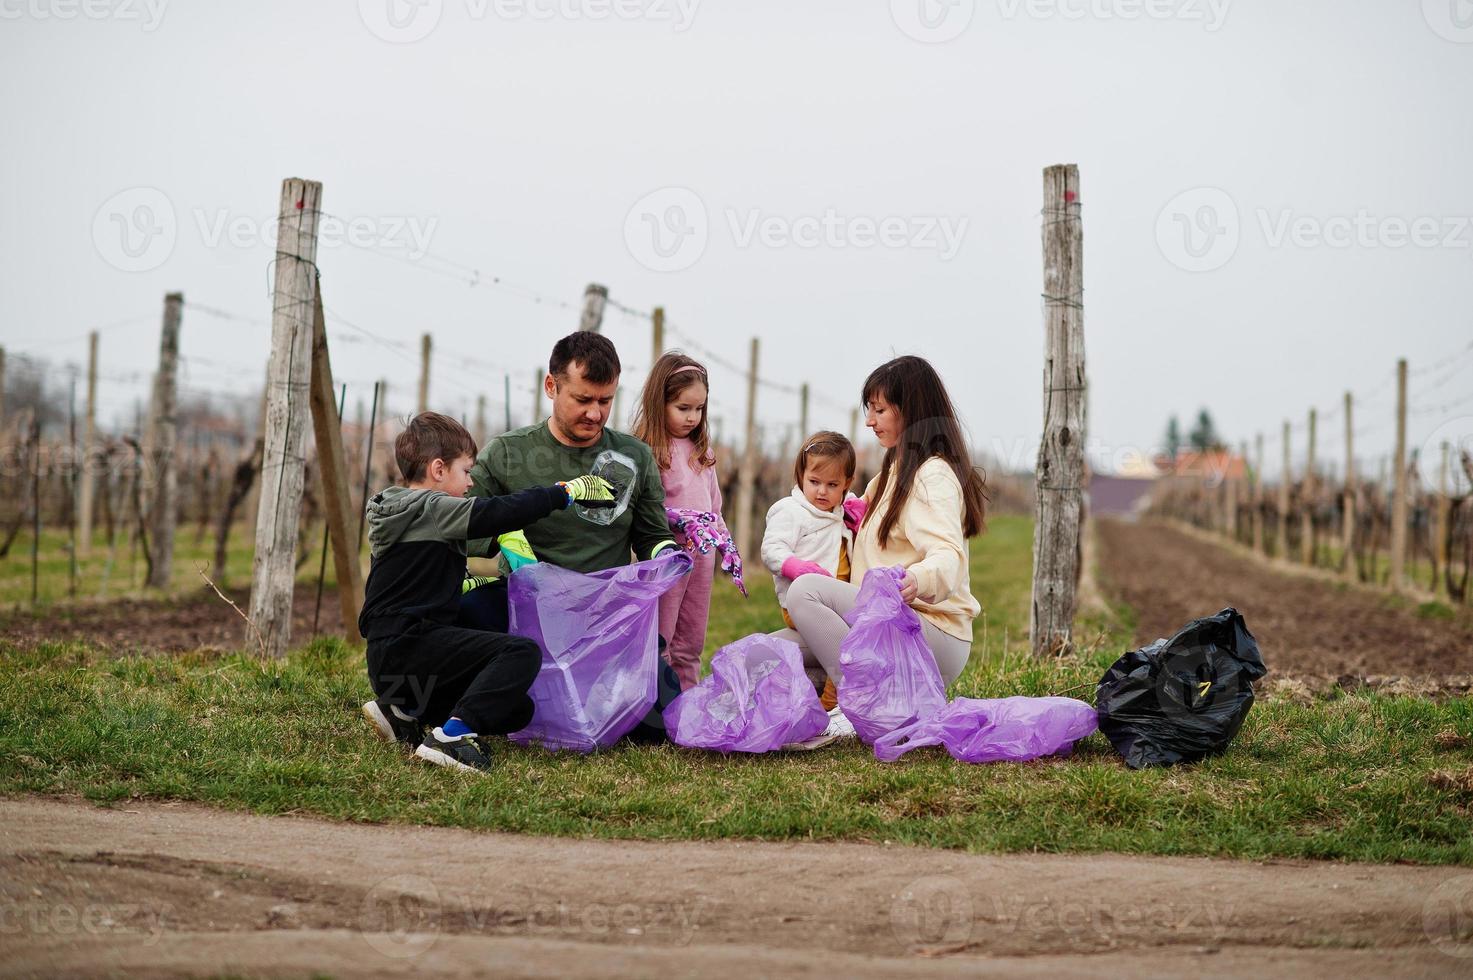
[652,306,665,365]
[474,394,487,444]
[249,178,323,658]
[1301,408,1316,565]
[0,346,6,431]
[1390,358,1409,591]
[417,333,431,414]
[77,331,99,557]
[799,383,810,440]
[145,292,182,589]
[734,338,760,567]
[1278,421,1291,561]
[308,288,365,640]
[1436,441,1451,598]
[1342,392,1355,579]
[1029,163,1086,658]
[1253,432,1265,555]
[531,368,541,425]
[579,283,608,333]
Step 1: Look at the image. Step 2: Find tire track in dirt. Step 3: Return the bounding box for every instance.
[1,797,1467,977]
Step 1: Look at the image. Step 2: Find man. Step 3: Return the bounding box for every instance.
[466,332,684,741]
[467,331,675,570]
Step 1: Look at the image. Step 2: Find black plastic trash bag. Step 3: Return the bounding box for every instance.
[1095,607,1267,769]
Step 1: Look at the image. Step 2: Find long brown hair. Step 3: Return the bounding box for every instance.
[632,351,714,471]
[860,356,988,546]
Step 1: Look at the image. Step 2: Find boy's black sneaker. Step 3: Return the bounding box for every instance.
[413,727,494,773]
[362,699,423,745]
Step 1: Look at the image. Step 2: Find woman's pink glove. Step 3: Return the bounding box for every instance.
[781,556,831,581]
[843,497,867,531]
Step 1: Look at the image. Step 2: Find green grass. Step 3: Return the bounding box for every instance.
[2,515,1471,863]
[0,522,344,608]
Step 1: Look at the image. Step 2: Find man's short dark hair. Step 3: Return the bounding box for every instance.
[549,331,621,385]
[395,411,477,482]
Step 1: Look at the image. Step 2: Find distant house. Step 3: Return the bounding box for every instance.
[1161,449,1248,485]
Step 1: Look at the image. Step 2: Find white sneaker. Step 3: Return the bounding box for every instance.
[783,707,857,752]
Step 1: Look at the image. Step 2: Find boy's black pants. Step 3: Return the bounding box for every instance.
[366,621,541,736]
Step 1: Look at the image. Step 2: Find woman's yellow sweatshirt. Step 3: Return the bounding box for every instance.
[851,456,981,642]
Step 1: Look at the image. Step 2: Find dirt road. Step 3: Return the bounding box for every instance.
[1,797,1468,977]
[1095,519,1473,682]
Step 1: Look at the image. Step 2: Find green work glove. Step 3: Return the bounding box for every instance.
[497,529,538,575]
[461,575,496,594]
[558,474,617,509]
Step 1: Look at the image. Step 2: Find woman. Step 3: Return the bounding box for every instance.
[773,355,987,693]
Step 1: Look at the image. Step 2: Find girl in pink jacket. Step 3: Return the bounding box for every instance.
[633,353,727,690]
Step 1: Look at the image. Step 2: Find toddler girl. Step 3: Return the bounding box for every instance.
[761,431,863,709]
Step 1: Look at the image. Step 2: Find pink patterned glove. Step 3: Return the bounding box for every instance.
[781,556,831,581]
[843,497,867,531]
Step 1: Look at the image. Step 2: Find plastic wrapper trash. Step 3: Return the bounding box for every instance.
[663,635,827,753]
[873,696,1098,763]
[508,550,692,752]
[574,449,637,526]
[1095,606,1267,769]
[836,566,948,745]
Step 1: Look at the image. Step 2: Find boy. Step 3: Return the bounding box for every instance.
[358,411,613,773]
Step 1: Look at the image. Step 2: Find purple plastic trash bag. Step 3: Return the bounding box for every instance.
[873,696,1098,763]
[663,635,827,753]
[836,566,949,745]
[508,550,692,753]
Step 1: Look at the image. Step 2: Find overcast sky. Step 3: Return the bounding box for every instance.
[3,0,1471,483]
